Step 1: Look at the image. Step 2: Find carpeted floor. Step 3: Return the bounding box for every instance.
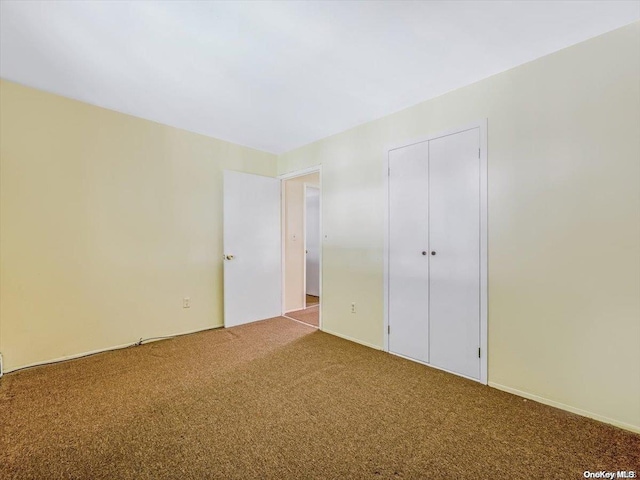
[1,317,638,479]
[306,294,319,306]
[285,305,319,327]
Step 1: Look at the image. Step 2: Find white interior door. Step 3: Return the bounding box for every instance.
[305,186,320,297]
[428,128,481,379]
[388,141,430,363]
[223,170,282,328]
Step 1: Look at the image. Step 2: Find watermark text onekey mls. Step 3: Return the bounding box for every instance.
[583,472,637,479]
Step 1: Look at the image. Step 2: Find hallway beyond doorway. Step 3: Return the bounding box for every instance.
[285,304,319,327]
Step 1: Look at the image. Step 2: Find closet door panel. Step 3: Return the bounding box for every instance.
[428,129,481,379]
[388,142,430,363]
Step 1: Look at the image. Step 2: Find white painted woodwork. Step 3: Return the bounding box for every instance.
[223,171,281,327]
[428,128,481,379]
[388,141,430,363]
[388,128,482,380]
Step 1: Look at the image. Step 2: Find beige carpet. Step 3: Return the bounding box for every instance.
[285,305,319,327]
[1,316,638,479]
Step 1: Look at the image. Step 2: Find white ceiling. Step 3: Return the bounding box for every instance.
[1,1,638,154]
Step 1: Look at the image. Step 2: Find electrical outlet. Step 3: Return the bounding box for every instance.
[183,297,191,309]
[351,302,356,314]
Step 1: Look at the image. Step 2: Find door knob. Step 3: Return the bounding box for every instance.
[431,251,436,256]
[224,254,235,260]
[422,251,427,256]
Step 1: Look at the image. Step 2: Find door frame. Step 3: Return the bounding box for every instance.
[383,120,488,384]
[278,165,323,330]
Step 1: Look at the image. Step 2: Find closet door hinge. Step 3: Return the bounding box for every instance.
[478,148,480,159]
[388,325,391,335]
[478,347,481,358]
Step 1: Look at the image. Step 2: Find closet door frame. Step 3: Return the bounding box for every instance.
[383,119,488,385]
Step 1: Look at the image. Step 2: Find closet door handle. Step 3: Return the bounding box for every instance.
[431,251,436,256]
[422,251,427,256]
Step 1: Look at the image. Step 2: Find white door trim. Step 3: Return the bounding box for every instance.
[278,166,323,330]
[383,120,488,385]
[279,164,322,180]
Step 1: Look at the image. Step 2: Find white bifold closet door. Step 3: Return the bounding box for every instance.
[388,141,430,363]
[388,128,481,380]
[428,129,480,379]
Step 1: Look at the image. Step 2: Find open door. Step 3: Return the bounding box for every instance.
[223,170,281,327]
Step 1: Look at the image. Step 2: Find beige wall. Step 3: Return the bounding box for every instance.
[278,23,640,432]
[283,173,319,312]
[0,80,277,371]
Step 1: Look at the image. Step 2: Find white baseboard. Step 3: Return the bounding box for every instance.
[4,324,224,374]
[489,381,640,434]
[321,328,382,351]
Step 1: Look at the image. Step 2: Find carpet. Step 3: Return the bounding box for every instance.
[1,316,638,479]
[285,305,319,327]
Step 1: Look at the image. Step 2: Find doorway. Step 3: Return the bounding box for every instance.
[222,167,322,330]
[281,169,322,328]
